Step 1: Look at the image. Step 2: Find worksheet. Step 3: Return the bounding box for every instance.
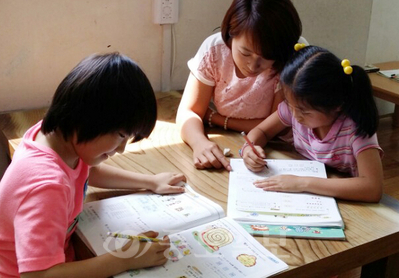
[227,159,344,228]
[233,159,330,214]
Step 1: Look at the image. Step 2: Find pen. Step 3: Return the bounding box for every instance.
[241,131,268,169]
[107,232,160,242]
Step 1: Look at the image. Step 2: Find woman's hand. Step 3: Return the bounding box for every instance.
[151,172,187,194]
[253,175,305,192]
[192,139,231,171]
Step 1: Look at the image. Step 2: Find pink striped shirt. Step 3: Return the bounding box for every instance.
[278,101,383,176]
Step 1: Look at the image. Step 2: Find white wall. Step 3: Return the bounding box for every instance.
[0,0,161,111]
[366,0,399,115]
[366,0,399,63]
[172,0,231,90]
[0,0,230,112]
[292,0,372,66]
[1,0,397,115]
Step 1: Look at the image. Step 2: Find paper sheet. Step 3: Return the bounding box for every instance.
[227,159,344,228]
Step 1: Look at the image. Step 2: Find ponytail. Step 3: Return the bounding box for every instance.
[281,46,379,138]
[342,65,379,137]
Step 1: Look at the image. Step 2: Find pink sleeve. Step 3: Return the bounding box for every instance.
[188,47,216,86]
[277,101,293,127]
[187,33,224,87]
[14,184,70,273]
[352,133,384,158]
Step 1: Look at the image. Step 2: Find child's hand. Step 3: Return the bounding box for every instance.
[242,145,267,172]
[120,231,170,270]
[192,140,232,171]
[151,172,187,194]
[254,175,304,192]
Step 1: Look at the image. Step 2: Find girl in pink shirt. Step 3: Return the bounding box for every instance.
[241,45,383,202]
[0,53,186,278]
[176,0,303,171]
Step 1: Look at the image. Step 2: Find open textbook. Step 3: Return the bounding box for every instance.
[227,159,345,239]
[77,185,288,278]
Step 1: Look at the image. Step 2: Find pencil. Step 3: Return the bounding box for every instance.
[107,232,160,242]
[241,131,268,169]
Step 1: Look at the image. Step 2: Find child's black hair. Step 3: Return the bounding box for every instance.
[42,52,157,143]
[280,46,378,138]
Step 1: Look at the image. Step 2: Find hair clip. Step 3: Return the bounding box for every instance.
[294,43,306,51]
[341,59,353,75]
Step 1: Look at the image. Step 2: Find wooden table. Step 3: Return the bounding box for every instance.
[368,61,399,127]
[87,120,399,278]
[5,92,399,277]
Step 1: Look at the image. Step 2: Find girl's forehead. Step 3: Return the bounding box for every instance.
[284,90,310,109]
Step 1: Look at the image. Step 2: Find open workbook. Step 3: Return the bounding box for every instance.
[77,185,288,278]
[227,159,345,240]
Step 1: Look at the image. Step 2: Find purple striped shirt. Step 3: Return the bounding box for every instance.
[278,101,383,176]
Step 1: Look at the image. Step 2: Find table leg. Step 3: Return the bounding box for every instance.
[393,105,399,127]
[361,252,399,278]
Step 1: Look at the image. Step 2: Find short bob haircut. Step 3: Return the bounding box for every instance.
[42,52,157,143]
[221,0,302,72]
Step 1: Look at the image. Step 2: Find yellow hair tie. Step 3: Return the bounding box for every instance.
[341,59,353,75]
[294,43,306,51]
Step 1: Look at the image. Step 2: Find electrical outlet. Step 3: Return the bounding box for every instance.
[153,0,179,24]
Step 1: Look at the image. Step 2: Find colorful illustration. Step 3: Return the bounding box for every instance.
[294,226,311,233]
[193,226,234,253]
[172,240,191,257]
[250,224,269,231]
[241,223,345,239]
[168,250,179,262]
[237,254,257,267]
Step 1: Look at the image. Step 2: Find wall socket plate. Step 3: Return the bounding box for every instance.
[153,0,179,24]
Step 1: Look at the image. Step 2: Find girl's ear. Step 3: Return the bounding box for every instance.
[71,131,79,145]
[326,106,342,117]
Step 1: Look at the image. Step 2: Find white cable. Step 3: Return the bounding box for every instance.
[171,24,176,79]
[161,24,172,92]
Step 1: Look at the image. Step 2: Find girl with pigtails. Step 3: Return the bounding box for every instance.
[240,45,384,202]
